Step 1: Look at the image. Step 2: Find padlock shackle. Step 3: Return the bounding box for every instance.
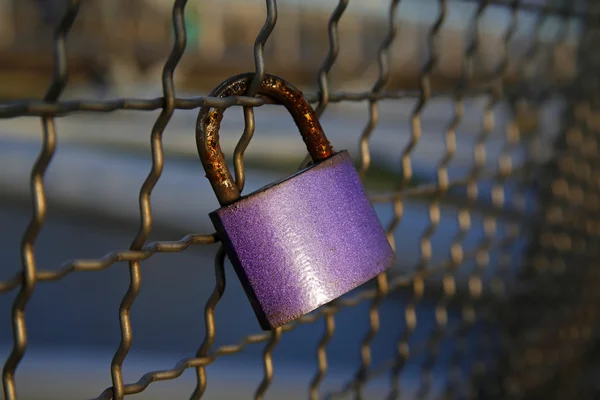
[196,73,334,206]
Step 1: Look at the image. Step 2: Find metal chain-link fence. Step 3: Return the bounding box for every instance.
[1,0,599,399]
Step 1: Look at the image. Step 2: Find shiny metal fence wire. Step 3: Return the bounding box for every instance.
[1,0,599,399]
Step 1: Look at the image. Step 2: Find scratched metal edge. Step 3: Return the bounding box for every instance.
[209,212,271,330]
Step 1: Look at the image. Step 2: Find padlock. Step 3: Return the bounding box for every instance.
[196,73,395,330]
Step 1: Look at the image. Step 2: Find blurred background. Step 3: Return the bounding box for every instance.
[0,0,591,399]
[0,0,579,98]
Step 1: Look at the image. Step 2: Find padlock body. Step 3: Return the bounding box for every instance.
[210,150,395,330]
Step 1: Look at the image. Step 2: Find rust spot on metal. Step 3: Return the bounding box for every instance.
[196,73,334,206]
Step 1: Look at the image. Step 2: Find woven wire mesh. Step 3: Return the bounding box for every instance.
[0,0,599,399]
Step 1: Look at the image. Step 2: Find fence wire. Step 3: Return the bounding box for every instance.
[1,0,599,399]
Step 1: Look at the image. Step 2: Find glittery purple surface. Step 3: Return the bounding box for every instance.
[210,151,395,330]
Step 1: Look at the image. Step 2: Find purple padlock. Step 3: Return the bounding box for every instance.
[196,73,395,330]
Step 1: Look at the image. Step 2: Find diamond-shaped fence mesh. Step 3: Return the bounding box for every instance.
[1,0,599,399]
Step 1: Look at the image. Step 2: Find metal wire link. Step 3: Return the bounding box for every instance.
[2,1,81,399]
[413,1,452,398]
[309,1,349,398]
[190,245,226,400]
[108,1,190,398]
[2,0,599,399]
[351,2,400,399]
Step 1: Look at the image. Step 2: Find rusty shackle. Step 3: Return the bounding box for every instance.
[196,73,334,206]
